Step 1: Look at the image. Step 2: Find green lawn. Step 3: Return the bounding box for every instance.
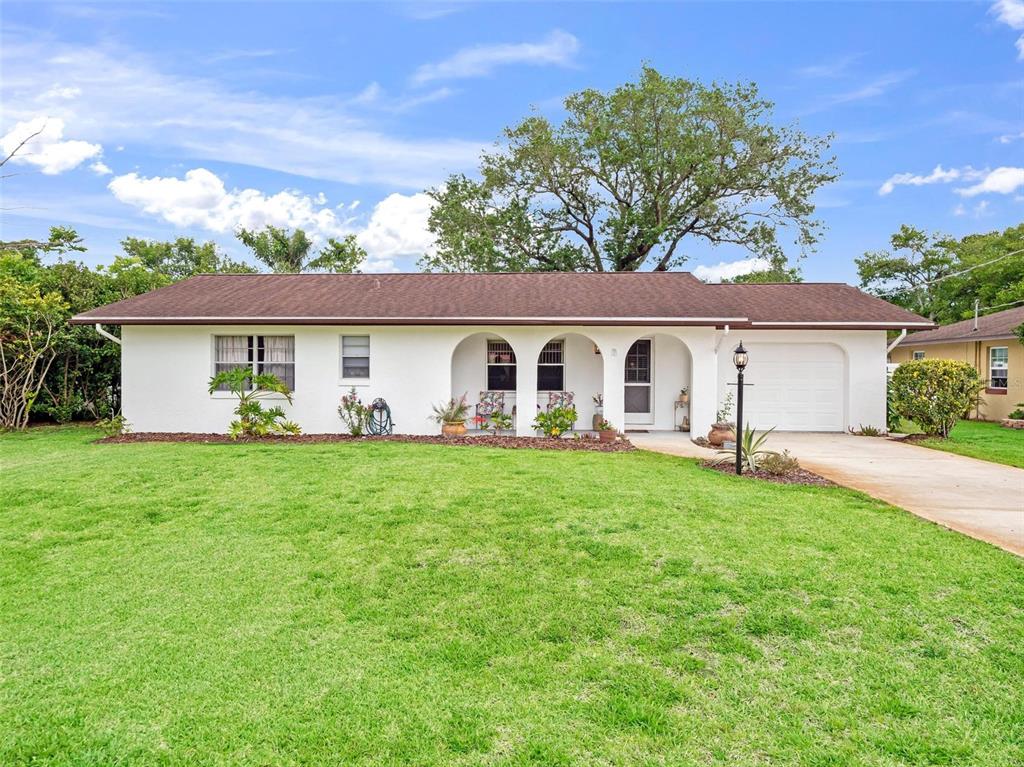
[2,427,1023,766]
[902,419,1024,469]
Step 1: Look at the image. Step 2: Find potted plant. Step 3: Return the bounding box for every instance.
[596,418,617,443]
[592,393,604,430]
[432,394,470,436]
[678,387,689,405]
[708,391,736,446]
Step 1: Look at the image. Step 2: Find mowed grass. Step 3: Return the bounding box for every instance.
[2,428,1022,767]
[904,419,1024,469]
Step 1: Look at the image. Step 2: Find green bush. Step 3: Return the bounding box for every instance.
[760,449,800,476]
[889,359,983,438]
[533,405,578,438]
[207,368,300,439]
[337,388,371,435]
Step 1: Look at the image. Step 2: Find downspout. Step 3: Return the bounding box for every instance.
[885,328,906,355]
[713,324,730,352]
[94,323,121,345]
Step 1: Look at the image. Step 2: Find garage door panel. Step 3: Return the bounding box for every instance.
[734,345,844,431]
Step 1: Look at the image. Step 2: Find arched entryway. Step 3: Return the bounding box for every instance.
[621,334,693,432]
[450,331,519,432]
[532,331,606,432]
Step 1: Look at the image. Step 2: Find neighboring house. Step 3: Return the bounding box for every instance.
[890,305,1024,421]
[70,272,932,436]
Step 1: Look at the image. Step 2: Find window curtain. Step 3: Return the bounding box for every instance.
[214,336,250,389]
[261,336,295,390]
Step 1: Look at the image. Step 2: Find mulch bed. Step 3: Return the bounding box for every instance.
[98,432,636,452]
[701,460,835,487]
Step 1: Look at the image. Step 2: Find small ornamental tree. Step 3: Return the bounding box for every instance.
[207,367,300,439]
[889,359,983,438]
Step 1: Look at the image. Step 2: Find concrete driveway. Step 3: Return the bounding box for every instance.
[630,431,1024,556]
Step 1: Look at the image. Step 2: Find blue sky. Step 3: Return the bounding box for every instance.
[1,1,1022,281]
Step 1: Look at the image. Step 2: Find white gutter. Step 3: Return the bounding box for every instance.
[750,321,935,328]
[714,324,730,352]
[886,329,907,354]
[94,323,122,345]
[76,315,751,323]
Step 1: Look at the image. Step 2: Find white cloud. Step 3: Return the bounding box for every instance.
[806,70,914,113]
[107,168,432,272]
[795,53,863,78]
[411,29,579,85]
[878,164,962,195]
[693,257,771,283]
[108,168,349,238]
[991,0,1024,58]
[998,130,1024,143]
[1,38,483,188]
[356,192,436,268]
[39,84,81,100]
[955,166,1024,196]
[90,160,112,175]
[0,116,102,174]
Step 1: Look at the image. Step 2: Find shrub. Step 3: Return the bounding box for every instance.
[207,368,300,439]
[889,359,983,438]
[338,388,371,435]
[596,418,615,432]
[488,411,514,434]
[760,449,800,476]
[96,413,131,437]
[715,391,734,425]
[713,425,776,472]
[852,424,883,436]
[885,378,902,433]
[533,405,578,438]
[1009,403,1024,420]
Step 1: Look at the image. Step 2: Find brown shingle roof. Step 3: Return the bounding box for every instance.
[896,305,1024,346]
[70,272,933,328]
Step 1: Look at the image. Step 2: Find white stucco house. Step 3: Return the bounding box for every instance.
[71,272,933,437]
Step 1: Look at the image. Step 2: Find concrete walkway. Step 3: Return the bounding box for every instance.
[630,431,1024,557]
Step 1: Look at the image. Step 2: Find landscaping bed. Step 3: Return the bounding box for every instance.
[701,460,834,486]
[98,431,636,452]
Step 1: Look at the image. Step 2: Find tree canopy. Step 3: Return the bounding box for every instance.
[423,66,837,273]
[236,226,366,273]
[856,223,1024,324]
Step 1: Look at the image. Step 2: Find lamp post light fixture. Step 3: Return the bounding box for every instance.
[732,342,748,475]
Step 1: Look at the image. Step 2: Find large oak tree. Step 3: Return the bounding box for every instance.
[422,67,837,273]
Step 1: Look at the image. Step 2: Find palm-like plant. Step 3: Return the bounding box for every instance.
[713,425,777,472]
[207,367,301,439]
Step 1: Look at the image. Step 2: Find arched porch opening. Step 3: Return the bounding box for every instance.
[620,333,693,432]
[450,331,519,433]
[532,331,606,432]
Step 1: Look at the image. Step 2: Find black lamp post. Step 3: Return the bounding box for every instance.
[732,342,748,475]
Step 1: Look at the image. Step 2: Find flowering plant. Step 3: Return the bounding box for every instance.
[533,405,577,438]
[889,359,983,437]
[338,387,371,436]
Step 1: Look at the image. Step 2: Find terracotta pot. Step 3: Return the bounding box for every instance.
[598,429,617,443]
[707,423,735,447]
[441,421,467,437]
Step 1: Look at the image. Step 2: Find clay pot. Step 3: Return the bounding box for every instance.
[441,421,467,437]
[707,423,735,447]
[598,429,617,444]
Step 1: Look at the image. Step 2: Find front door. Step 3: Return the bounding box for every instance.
[624,339,652,424]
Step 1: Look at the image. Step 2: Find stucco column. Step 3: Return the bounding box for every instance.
[689,334,718,439]
[510,335,544,437]
[601,342,626,435]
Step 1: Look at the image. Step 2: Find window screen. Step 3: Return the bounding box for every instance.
[537,340,564,391]
[342,336,370,378]
[486,340,517,391]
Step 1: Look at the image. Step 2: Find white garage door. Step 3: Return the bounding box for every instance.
[734,343,845,432]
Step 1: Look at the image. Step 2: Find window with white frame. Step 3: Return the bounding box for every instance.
[537,340,565,391]
[486,340,516,391]
[341,335,370,379]
[989,346,1008,390]
[912,350,925,360]
[213,335,295,391]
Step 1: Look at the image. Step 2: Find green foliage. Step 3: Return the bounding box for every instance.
[886,379,903,434]
[1008,404,1024,420]
[207,368,299,439]
[889,360,983,438]
[237,226,367,273]
[424,66,836,273]
[722,255,803,283]
[533,405,578,437]
[488,411,514,434]
[596,418,615,432]
[715,391,735,425]
[759,449,800,476]
[0,258,69,429]
[121,237,256,280]
[1016,323,1024,345]
[858,223,1024,323]
[96,414,131,437]
[337,387,371,436]
[431,394,470,424]
[852,424,884,436]
[714,425,777,472]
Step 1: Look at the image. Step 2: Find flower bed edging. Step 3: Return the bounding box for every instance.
[98,432,636,452]
[701,460,834,487]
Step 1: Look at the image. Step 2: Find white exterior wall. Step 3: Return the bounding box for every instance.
[121,324,887,436]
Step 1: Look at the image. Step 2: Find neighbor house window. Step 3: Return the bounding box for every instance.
[341,335,370,379]
[537,340,565,391]
[213,335,295,391]
[989,346,1008,390]
[486,340,516,391]
[912,350,925,360]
